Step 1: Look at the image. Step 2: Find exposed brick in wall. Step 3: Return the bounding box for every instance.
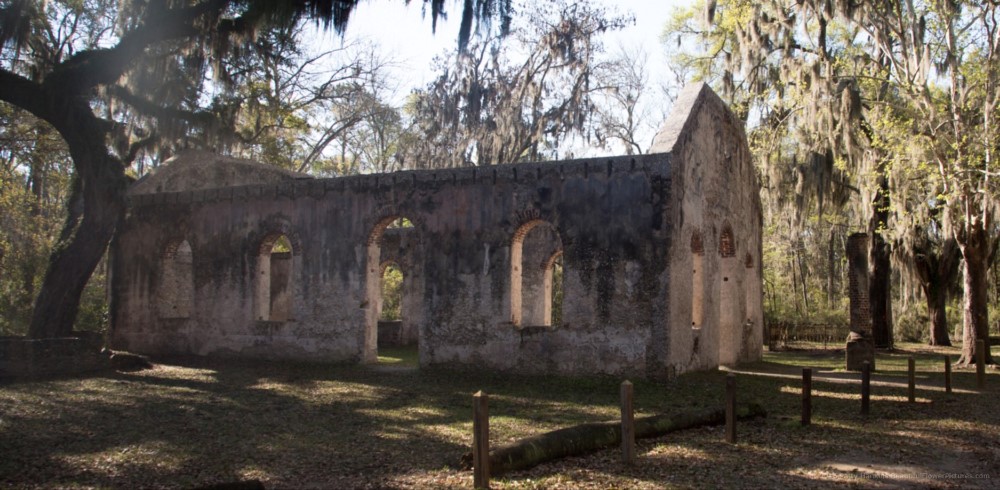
[719,223,735,258]
[691,230,704,255]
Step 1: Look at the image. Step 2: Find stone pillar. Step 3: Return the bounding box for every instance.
[846,233,875,370]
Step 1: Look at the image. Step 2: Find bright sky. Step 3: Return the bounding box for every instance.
[318,0,689,153]
[335,0,685,86]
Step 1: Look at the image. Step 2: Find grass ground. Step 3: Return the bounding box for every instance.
[0,342,998,489]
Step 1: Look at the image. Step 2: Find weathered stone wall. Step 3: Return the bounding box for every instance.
[110,83,761,379]
[651,83,764,374]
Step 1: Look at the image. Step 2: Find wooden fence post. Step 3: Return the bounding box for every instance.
[725,373,736,443]
[861,361,871,416]
[977,339,987,389]
[907,357,916,403]
[945,355,952,394]
[473,391,490,490]
[620,380,635,465]
[801,368,812,426]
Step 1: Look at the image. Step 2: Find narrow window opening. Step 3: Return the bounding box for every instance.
[548,255,563,327]
[691,230,704,329]
[511,220,563,327]
[158,239,193,318]
[256,234,293,321]
[692,253,704,329]
[365,216,415,364]
[719,222,739,365]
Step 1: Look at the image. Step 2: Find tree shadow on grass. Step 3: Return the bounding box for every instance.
[498,364,1000,488]
[3,349,998,488]
[0,361,473,488]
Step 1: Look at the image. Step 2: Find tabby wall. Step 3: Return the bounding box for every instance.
[110,83,762,378]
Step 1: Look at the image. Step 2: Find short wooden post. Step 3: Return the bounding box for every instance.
[725,373,736,443]
[473,391,490,490]
[620,380,635,465]
[976,339,987,389]
[861,361,871,416]
[944,355,952,394]
[907,357,916,403]
[801,368,812,426]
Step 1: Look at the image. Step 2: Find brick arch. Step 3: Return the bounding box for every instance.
[510,205,559,243]
[512,218,547,245]
[719,223,735,258]
[367,214,421,245]
[542,249,564,270]
[257,226,302,256]
[690,229,704,256]
[379,259,403,276]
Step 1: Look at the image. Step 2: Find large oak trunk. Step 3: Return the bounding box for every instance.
[870,232,893,348]
[925,281,951,346]
[869,172,893,349]
[27,99,128,339]
[912,237,957,347]
[958,223,992,365]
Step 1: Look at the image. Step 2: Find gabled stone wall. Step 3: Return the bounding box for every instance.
[110,83,762,379]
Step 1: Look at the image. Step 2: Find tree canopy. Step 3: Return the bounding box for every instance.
[0,0,513,339]
[664,0,1000,360]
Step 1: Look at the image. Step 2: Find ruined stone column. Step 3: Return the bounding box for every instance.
[846,233,875,370]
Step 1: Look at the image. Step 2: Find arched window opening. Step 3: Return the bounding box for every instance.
[719,224,739,365]
[158,239,193,319]
[691,230,704,329]
[511,220,563,327]
[365,216,416,363]
[386,217,414,229]
[256,234,293,322]
[380,262,404,322]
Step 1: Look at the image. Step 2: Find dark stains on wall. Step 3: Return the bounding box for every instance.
[112,83,762,379]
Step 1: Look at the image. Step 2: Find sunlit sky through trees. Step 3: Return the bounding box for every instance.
[318,0,685,156]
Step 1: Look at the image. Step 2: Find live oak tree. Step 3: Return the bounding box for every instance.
[665,1,1000,358]
[217,24,397,174]
[849,1,1000,364]
[0,105,75,334]
[591,44,654,156]
[0,0,511,339]
[662,0,887,340]
[403,0,630,167]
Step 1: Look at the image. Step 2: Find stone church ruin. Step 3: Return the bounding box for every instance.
[110,83,764,379]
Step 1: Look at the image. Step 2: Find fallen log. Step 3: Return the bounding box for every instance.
[461,402,766,476]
